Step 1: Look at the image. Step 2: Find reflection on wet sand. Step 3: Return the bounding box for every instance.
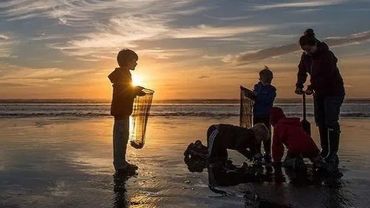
[113,173,134,208]
[184,151,353,208]
[0,117,369,207]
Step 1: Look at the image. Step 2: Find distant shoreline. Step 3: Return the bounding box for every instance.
[1,98,370,104]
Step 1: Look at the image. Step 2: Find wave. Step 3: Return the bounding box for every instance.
[1,102,369,118]
[0,112,369,118]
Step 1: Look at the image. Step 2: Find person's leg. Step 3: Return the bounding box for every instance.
[207,125,219,162]
[121,116,131,166]
[324,96,344,166]
[253,117,263,155]
[207,125,227,163]
[318,126,328,157]
[314,95,328,157]
[284,151,305,170]
[303,149,321,168]
[261,117,272,161]
[113,118,125,170]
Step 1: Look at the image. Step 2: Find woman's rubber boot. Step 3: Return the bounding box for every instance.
[318,126,328,158]
[325,128,340,172]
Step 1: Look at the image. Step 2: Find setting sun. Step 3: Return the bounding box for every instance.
[132,74,144,87]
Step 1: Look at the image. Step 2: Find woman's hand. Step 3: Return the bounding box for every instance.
[305,89,313,95]
[295,87,304,95]
[305,85,313,95]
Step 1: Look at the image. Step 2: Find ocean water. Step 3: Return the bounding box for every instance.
[0,101,370,118]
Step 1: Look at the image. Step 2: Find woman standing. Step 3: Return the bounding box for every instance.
[295,29,345,171]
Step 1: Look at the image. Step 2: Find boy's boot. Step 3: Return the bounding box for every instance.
[318,126,328,158]
[125,161,138,170]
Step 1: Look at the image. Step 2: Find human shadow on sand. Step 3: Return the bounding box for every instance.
[113,170,137,208]
[184,153,349,208]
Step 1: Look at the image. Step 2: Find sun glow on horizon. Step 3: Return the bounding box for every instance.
[132,74,144,87]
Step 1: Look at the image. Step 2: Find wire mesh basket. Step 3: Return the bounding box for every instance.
[240,86,254,128]
[129,88,154,149]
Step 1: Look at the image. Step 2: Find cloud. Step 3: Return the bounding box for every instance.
[0,0,275,60]
[0,0,197,24]
[137,48,194,59]
[204,15,251,21]
[252,0,348,11]
[325,31,370,46]
[0,65,94,87]
[51,15,272,59]
[171,25,270,39]
[0,0,59,21]
[48,14,170,57]
[198,75,210,79]
[235,30,370,65]
[0,34,9,40]
[0,0,273,62]
[0,34,13,57]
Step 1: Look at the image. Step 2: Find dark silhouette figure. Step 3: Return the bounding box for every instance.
[295,29,345,172]
[108,49,145,173]
[207,124,269,163]
[252,66,276,164]
[113,170,136,208]
[183,142,347,208]
[207,161,292,208]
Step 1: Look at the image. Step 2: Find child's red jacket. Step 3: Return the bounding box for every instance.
[270,107,319,162]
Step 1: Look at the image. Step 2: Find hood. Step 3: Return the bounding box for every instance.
[270,107,286,126]
[108,67,131,84]
[108,68,121,84]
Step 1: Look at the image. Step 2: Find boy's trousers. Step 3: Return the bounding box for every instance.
[113,116,130,170]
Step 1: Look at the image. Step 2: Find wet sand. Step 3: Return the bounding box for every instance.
[0,117,370,207]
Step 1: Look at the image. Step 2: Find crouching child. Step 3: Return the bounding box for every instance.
[270,107,322,171]
[206,123,270,164]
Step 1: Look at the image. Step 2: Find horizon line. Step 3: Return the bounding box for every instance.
[1,97,370,103]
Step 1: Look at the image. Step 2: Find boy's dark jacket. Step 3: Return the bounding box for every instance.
[253,82,276,117]
[215,124,257,158]
[296,42,345,97]
[108,68,137,118]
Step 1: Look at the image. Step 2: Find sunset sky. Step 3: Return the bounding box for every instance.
[0,0,370,100]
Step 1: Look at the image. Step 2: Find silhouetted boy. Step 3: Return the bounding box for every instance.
[252,66,276,164]
[108,49,145,173]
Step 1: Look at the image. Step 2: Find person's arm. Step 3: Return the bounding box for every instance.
[323,51,339,76]
[272,126,285,163]
[296,54,308,90]
[111,71,137,98]
[134,86,146,96]
[115,83,135,98]
[253,83,259,96]
[237,137,260,161]
[241,86,256,100]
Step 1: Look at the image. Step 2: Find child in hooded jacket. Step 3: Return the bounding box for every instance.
[252,66,276,164]
[270,107,321,168]
[108,49,145,173]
